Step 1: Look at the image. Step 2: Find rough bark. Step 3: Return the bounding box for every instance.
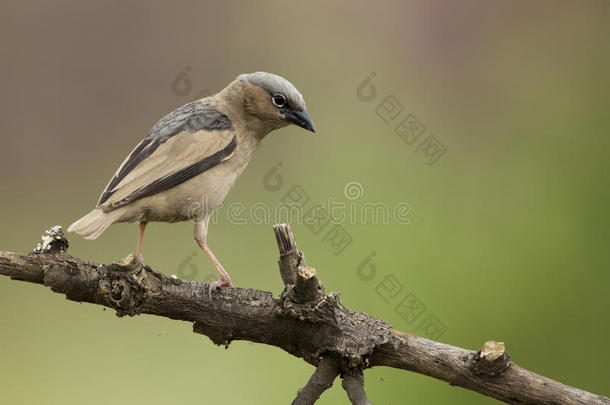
[292,356,341,405]
[0,225,607,405]
[342,370,372,405]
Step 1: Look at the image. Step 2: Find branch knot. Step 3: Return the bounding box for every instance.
[33,225,69,254]
[473,341,511,377]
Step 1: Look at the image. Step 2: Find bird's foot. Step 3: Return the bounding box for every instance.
[207,275,233,300]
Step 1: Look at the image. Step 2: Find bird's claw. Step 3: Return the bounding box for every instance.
[207,276,233,301]
[134,254,144,264]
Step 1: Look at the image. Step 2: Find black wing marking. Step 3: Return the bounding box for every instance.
[103,136,237,212]
[98,137,157,205]
[98,101,232,206]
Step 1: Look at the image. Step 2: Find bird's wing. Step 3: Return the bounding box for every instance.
[97,100,237,211]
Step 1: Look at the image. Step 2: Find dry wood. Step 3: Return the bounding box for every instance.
[0,225,607,404]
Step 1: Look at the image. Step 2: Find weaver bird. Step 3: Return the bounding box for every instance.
[68,72,315,289]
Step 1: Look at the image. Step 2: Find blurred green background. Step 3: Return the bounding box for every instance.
[1,1,608,404]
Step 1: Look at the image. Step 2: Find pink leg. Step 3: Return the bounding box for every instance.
[200,243,233,288]
[193,219,233,293]
[136,221,147,260]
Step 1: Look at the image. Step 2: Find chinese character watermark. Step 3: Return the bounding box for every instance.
[357,72,447,166]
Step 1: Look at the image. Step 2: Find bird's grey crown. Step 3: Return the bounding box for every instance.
[238,72,306,111]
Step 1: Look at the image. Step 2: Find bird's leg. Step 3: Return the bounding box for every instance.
[200,243,233,289]
[135,221,147,262]
[194,220,233,296]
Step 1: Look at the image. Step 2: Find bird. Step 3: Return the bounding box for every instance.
[68,72,315,290]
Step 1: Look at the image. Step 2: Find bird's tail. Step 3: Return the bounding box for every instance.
[67,208,121,240]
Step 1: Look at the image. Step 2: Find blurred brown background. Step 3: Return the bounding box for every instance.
[1,1,608,404]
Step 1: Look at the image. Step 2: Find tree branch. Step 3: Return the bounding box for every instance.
[292,356,341,405]
[342,370,372,405]
[0,225,607,404]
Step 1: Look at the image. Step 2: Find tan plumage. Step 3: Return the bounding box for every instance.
[68,72,315,288]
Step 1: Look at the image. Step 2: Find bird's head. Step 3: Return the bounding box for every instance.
[235,72,315,133]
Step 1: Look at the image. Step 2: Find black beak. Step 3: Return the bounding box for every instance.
[284,109,316,132]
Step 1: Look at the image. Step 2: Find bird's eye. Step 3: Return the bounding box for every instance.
[271,93,287,108]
